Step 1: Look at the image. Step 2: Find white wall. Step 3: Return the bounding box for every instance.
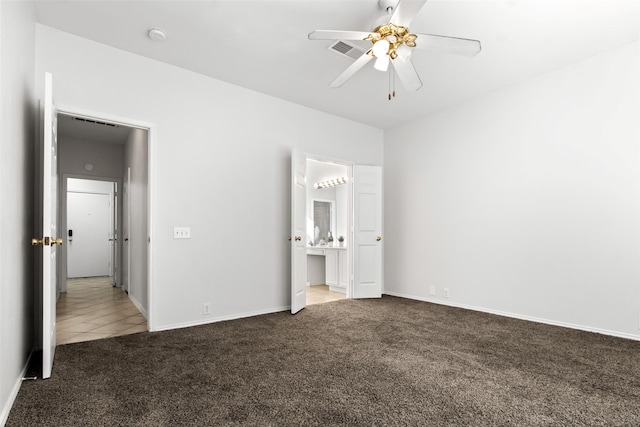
[123,128,148,315]
[0,1,36,423]
[35,25,383,330]
[385,41,640,339]
[335,184,348,243]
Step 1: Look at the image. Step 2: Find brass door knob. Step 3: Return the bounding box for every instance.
[32,237,63,246]
[295,236,302,241]
[288,236,292,241]
[376,236,382,241]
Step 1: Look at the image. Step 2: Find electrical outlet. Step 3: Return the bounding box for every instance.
[203,303,210,315]
[173,227,191,239]
[428,285,436,296]
[443,288,449,298]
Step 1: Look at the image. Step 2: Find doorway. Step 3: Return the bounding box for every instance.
[66,178,116,280]
[305,158,350,307]
[291,152,383,314]
[55,110,151,344]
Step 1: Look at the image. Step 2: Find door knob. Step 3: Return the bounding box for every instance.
[376,236,382,241]
[288,236,292,241]
[124,238,129,242]
[32,237,63,246]
[295,236,302,241]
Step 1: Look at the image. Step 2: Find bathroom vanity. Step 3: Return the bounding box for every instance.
[306,246,348,292]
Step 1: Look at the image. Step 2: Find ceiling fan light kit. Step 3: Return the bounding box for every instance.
[308,0,481,98]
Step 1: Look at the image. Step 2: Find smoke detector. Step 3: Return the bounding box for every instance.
[147,27,167,42]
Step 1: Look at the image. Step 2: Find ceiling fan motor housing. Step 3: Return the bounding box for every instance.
[378,0,397,13]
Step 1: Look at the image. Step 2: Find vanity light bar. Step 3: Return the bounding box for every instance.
[315,177,347,189]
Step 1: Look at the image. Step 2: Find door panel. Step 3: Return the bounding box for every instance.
[110,182,117,286]
[353,165,382,299]
[291,151,307,314]
[123,168,130,293]
[41,72,58,379]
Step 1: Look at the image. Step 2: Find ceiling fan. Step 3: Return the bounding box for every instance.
[308,0,481,94]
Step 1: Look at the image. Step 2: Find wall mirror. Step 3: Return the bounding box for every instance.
[313,200,333,245]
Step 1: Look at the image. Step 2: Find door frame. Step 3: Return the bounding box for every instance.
[56,104,156,330]
[60,175,121,290]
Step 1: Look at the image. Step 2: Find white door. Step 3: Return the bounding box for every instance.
[291,151,307,314]
[353,165,382,298]
[110,182,117,286]
[67,192,111,278]
[35,72,59,379]
[122,167,130,293]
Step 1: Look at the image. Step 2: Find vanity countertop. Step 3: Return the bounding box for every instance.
[307,246,347,254]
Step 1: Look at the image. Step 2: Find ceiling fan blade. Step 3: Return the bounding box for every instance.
[392,58,422,92]
[330,51,374,88]
[308,30,372,41]
[389,0,428,27]
[413,33,481,57]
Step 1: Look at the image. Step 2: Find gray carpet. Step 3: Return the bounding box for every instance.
[7,296,640,426]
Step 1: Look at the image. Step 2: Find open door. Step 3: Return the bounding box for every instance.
[291,151,307,314]
[33,72,59,379]
[353,165,382,298]
[122,167,130,293]
[110,182,118,286]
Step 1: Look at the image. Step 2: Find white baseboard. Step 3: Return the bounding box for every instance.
[128,293,148,319]
[384,291,640,342]
[154,306,290,333]
[0,350,33,426]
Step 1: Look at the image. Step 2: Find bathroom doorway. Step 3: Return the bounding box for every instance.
[305,158,350,306]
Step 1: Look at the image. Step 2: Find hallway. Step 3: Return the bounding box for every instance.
[56,277,147,345]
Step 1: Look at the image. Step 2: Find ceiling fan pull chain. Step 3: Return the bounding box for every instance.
[388,66,396,100]
[388,66,392,100]
[393,66,396,98]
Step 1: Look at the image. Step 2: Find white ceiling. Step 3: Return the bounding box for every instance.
[34,0,640,131]
[57,113,132,144]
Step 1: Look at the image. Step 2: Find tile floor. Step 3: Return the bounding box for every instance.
[56,276,147,345]
[306,284,346,305]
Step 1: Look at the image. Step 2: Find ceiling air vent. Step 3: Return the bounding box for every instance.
[329,40,365,61]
